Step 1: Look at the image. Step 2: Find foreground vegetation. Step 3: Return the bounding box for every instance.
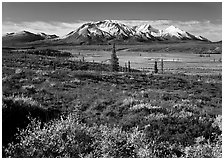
[2,49,222,157]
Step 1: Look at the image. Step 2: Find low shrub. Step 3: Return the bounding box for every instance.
[2,95,60,148]
[184,135,222,158]
[4,114,138,158]
[4,112,222,158]
[4,114,93,158]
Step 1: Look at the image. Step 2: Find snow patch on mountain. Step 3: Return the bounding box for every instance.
[96,20,135,37]
[134,24,162,38]
[162,25,191,39]
[6,30,33,36]
[37,32,59,39]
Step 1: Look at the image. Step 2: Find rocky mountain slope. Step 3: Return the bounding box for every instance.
[3,20,210,45]
[62,20,210,44]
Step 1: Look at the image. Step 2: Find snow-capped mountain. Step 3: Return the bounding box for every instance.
[2,30,59,45]
[62,22,113,44]
[132,24,163,41]
[160,25,196,40]
[62,20,209,44]
[134,24,162,37]
[96,20,135,37]
[3,20,210,45]
[162,25,190,38]
[62,20,137,44]
[3,31,45,44]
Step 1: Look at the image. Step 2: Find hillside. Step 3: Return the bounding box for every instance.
[2,31,59,46]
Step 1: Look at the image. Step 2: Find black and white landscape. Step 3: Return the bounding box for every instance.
[2,2,222,158]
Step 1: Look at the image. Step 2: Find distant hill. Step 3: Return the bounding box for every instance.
[2,31,59,46]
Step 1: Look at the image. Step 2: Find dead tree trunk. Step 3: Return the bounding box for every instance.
[154,61,158,73]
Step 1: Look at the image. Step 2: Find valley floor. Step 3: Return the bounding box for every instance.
[30,42,222,75]
[2,48,222,158]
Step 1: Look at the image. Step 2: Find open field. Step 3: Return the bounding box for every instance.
[2,44,222,157]
[24,42,220,75]
[9,42,221,75]
[62,50,221,75]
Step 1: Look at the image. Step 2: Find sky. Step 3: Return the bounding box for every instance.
[2,2,222,41]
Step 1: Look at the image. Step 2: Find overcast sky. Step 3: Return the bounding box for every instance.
[2,2,222,41]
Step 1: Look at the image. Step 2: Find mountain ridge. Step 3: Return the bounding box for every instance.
[61,20,210,44]
[2,20,211,45]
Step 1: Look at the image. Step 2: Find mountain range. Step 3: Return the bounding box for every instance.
[2,20,210,45]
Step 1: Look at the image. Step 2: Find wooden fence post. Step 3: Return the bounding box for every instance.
[101,62,103,73]
[161,58,164,74]
[124,63,127,72]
